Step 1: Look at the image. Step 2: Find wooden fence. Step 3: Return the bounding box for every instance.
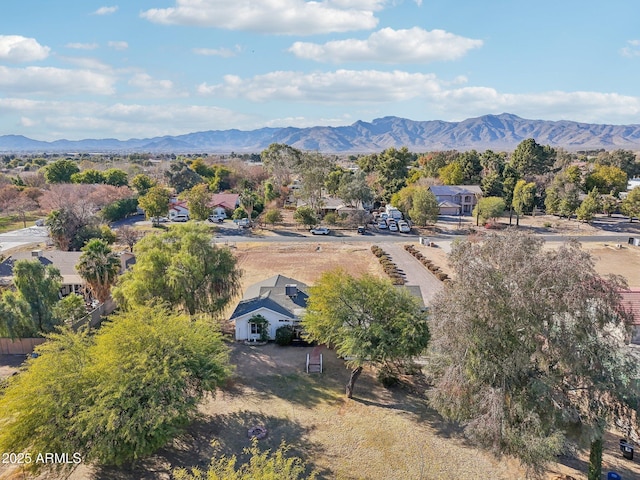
[0,299,117,355]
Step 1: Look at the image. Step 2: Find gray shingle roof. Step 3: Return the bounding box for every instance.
[429,185,482,196]
[231,275,308,320]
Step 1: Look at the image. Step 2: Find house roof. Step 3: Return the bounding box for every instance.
[231,274,309,320]
[438,200,461,208]
[210,193,240,210]
[429,185,483,196]
[0,250,83,286]
[621,289,640,326]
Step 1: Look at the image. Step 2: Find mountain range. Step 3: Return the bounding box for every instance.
[2,113,640,154]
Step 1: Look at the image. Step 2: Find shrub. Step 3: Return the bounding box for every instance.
[436,272,449,281]
[377,366,400,388]
[275,325,295,346]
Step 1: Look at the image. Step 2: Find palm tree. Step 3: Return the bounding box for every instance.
[76,239,121,303]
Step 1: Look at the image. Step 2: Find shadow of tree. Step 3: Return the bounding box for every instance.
[92,411,330,480]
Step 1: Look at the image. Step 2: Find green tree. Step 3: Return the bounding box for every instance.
[337,171,373,208]
[510,138,556,177]
[408,187,439,226]
[302,270,430,398]
[472,197,505,224]
[545,167,582,218]
[621,186,640,222]
[52,293,87,325]
[165,161,204,193]
[576,188,601,223]
[438,161,464,185]
[131,173,156,196]
[427,232,638,474]
[138,185,171,225]
[183,183,212,221]
[0,260,62,338]
[99,197,139,222]
[261,143,302,187]
[113,223,241,317]
[263,179,279,204]
[76,239,121,303]
[585,164,628,195]
[511,179,536,226]
[357,147,414,201]
[42,159,80,183]
[240,188,259,224]
[103,168,129,187]
[263,208,283,226]
[0,306,231,471]
[174,440,316,480]
[293,206,317,228]
[71,169,106,184]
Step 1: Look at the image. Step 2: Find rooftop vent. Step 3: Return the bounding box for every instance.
[31,250,42,257]
[285,284,298,298]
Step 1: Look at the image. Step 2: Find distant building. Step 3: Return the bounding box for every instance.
[428,185,482,215]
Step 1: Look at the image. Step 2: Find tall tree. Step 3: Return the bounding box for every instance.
[511,179,536,226]
[0,260,62,338]
[621,186,640,222]
[438,162,464,185]
[165,161,204,193]
[76,239,121,303]
[302,270,429,398]
[183,183,211,221]
[131,173,156,196]
[138,185,171,225]
[42,159,80,184]
[113,223,242,317]
[293,206,317,228]
[427,232,638,474]
[585,164,627,195]
[510,138,556,177]
[576,188,601,223]
[240,188,259,224]
[473,197,505,225]
[408,187,439,226]
[261,143,302,187]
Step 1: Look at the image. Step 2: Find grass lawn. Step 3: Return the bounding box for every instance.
[0,213,40,233]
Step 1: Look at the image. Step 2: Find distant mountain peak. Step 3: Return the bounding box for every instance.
[1,114,639,153]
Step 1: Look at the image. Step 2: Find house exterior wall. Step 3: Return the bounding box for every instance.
[233,307,298,341]
[439,206,460,215]
[169,205,189,219]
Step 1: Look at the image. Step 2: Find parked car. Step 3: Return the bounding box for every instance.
[377,221,388,229]
[357,226,366,235]
[398,221,411,233]
[310,226,330,235]
[35,219,45,227]
[388,222,398,232]
[235,218,250,227]
[172,214,189,222]
[208,214,225,223]
[151,216,169,223]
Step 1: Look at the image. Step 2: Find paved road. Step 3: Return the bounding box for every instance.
[383,243,444,306]
[0,226,50,253]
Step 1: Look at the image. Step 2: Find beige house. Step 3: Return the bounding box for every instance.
[429,185,482,215]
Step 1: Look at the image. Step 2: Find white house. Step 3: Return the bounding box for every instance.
[230,274,308,341]
[209,193,240,217]
[168,198,189,220]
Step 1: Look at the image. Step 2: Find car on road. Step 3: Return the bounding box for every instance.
[235,218,250,227]
[310,227,330,235]
[172,214,189,222]
[208,214,225,223]
[35,219,45,227]
[151,216,169,223]
[357,226,366,235]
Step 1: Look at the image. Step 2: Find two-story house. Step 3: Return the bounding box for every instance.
[429,185,483,216]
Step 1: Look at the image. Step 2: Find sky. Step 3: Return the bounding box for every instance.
[1,0,639,141]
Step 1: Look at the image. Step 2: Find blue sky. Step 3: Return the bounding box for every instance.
[1,0,639,141]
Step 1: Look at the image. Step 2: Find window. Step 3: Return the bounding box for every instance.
[250,323,262,335]
[465,196,471,203]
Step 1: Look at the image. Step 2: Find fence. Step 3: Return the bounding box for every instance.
[0,299,117,355]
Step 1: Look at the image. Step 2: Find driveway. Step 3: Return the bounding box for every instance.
[0,226,50,253]
[383,243,444,306]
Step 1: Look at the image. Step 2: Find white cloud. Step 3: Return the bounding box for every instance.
[0,66,116,95]
[141,0,380,35]
[127,73,178,97]
[0,97,250,140]
[621,39,640,58]
[0,35,50,63]
[66,42,99,50]
[60,56,113,72]
[93,6,118,15]
[199,69,441,102]
[108,41,128,51]
[289,27,482,63]
[193,46,242,58]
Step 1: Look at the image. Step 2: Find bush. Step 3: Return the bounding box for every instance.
[436,272,449,281]
[377,366,400,388]
[275,325,295,346]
